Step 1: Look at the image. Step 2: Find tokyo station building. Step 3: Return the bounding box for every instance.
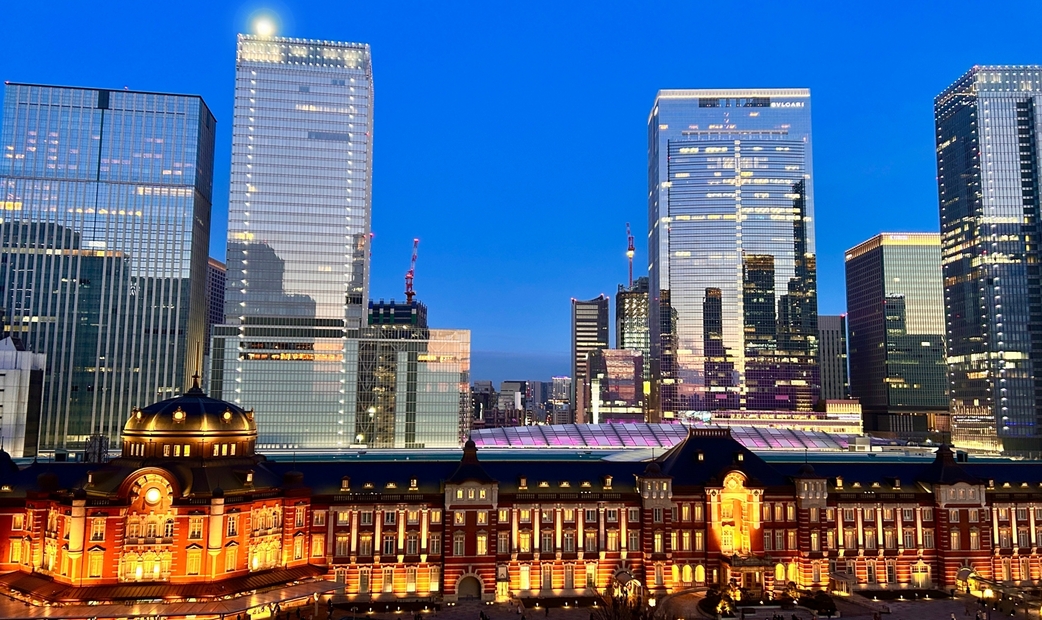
[0,387,1041,607]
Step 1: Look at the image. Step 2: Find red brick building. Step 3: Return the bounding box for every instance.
[0,389,1036,605]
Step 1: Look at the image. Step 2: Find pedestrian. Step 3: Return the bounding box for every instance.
[545,607,549,618]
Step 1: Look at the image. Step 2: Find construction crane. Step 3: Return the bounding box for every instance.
[626,223,635,288]
[404,238,419,303]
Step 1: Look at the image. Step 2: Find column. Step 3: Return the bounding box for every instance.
[398,508,406,552]
[421,508,429,551]
[896,506,904,551]
[207,495,225,579]
[555,507,563,551]
[68,497,86,583]
[511,508,519,553]
[598,505,606,550]
[1030,504,1037,546]
[876,503,883,547]
[993,506,1000,546]
[916,507,923,547]
[856,506,864,549]
[375,510,383,561]
[351,510,359,554]
[1011,504,1018,552]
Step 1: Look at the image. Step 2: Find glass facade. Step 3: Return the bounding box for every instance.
[616,276,650,381]
[352,301,469,448]
[211,34,373,449]
[648,89,818,420]
[570,295,609,422]
[587,349,644,423]
[845,234,947,436]
[0,84,215,451]
[935,66,1042,452]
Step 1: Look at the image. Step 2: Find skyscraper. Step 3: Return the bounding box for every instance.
[845,234,947,437]
[211,33,373,449]
[0,84,215,451]
[587,349,644,423]
[936,66,1042,452]
[616,276,650,380]
[571,295,608,422]
[352,300,470,449]
[817,315,849,401]
[648,89,818,419]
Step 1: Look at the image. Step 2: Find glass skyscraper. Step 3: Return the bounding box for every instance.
[845,234,947,437]
[648,89,818,419]
[816,315,849,401]
[0,83,215,451]
[210,34,373,449]
[936,66,1042,452]
[616,276,650,381]
[570,295,609,422]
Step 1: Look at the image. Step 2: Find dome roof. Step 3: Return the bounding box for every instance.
[123,383,256,439]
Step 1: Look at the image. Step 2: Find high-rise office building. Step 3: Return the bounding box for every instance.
[205,258,226,354]
[587,349,644,423]
[211,33,373,449]
[616,276,650,380]
[571,295,609,422]
[648,89,819,419]
[845,234,947,436]
[550,376,572,425]
[936,66,1042,452]
[0,337,44,457]
[817,315,849,401]
[351,299,470,448]
[0,84,215,451]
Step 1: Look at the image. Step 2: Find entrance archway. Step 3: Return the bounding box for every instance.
[458,576,481,599]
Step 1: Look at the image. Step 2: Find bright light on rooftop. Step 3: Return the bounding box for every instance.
[254,17,276,37]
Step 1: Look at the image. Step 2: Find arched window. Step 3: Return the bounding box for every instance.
[775,563,785,582]
[671,564,680,585]
[682,564,693,583]
[695,564,706,583]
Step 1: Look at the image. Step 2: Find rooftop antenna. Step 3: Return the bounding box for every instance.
[626,223,635,289]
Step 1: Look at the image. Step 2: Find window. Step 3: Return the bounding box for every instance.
[628,508,640,522]
[1000,528,1011,549]
[969,509,979,523]
[407,533,419,555]
[864,508,875,522]
[90,518,105,542]
[477,511,488,525]
[164,520,174,538]
[653,508,663,523]
[429,566,440,592]
[383,534,396,556]
[607,509,618,523]
[88,551,104,578]
[337,510,350,526]
[477,533,488,556]
[865,530,876,550]
[671,506,679,522]
[336,535,350,556]
[670,530,677,552]
[763,530,772,551]
[12,514,24,530]
[226,515,238,537]
[359,569,371,593]
[586,563,597,588]
[384,511,396,525]
[970,529,981,550]
[787,504,796,521]
[999,508,1009,521]
[628,531,640,551]
[902,508,914,522]
[431,510,442,522]
[186,549,201,576]
[867,561,876,583]
[541,509,553,522]
[564,509,575,522]
[810,507,819,523]
[681,531,691,551]
[763,504,772,522]
[453,533,465,556]
[499,509,509,522]
[843,508,855,522]
[520,509,531,523]
[949,509,960,523]
[923,507,933,521]
[810,531,820,551]
[542,564,553,590]
[383,567,394,593]
[694,504,704,521]
[430,534,441,555]
[950,529,961,550]
[498,532,510,553]
[406,567,417,593]
[293,536,303,560]
[775,530,785,551]
[883,508,894,521]
[826,530,835,550]
[541,531,553,553]
[681,505,690,521]
[519,531,531,553]
[564,531,576,552]
[787,530,797,550]
[312,535,326,557]
[295,506,306,527]
[565,564,575,589]
[520,565,531,590]
[924,529,935,549]
[654,564,663,587]
[694,530,705,551]
[904,529,915,549]
[585,509,597,523]
[886,562,896,584]
[360,511,373,525]
[653,532,663,553]
[586,531,598,552]
[314,511,326,527]
[884,529,895,549]
[1019,529,1030,549]
[224,546,238,572]
[359,535,373,556]
[8,540,20,564]
[843,529,856,549]
[454,511,465,525]
[608,530,619,552]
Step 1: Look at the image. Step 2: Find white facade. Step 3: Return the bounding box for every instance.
[0,338,45,457]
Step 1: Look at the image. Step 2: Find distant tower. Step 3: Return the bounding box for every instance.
[571,296,609,422]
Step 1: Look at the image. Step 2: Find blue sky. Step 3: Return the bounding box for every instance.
[3,0,1040,384]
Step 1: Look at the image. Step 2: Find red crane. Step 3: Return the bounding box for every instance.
[626,222,635,288]
[404,238,419,303]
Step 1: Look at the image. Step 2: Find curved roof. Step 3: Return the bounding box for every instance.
[123,385,256,438]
